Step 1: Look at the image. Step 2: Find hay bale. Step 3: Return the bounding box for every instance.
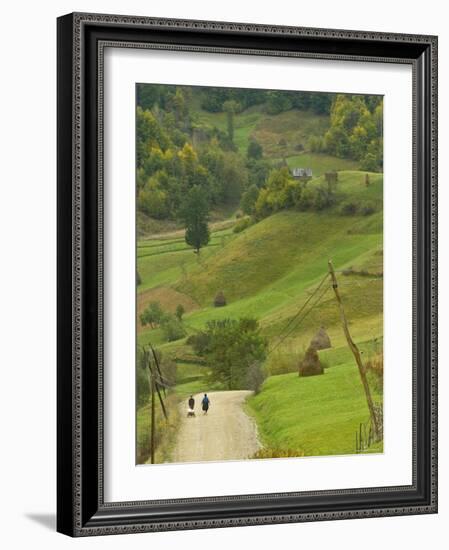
[310,326,331,350]
[213,291,227,307]
[299,346,324,377]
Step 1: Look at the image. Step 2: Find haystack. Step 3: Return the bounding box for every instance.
[298,346,324,377]
[310,326,331,350]
[213,290,227,307]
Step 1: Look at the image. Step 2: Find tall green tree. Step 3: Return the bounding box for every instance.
[240,184,260,215]
[178,185,210,254]
[222,100,240,142]
[247,139,263,160]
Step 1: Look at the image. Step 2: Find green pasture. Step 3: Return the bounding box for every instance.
[247,362,383,457]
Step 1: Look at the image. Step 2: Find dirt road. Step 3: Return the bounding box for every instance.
[172,391,261,463]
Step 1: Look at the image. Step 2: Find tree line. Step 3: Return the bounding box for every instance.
[136,84,383,230]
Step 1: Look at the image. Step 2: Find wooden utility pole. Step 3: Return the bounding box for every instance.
[328,260,380,440]
[144,345,168,464]
[143,349,156,464]
[150,360,156,464]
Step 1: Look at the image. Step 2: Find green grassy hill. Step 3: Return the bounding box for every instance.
[247,364,383,457]
[138,169,383,348]
[137,169,383,459]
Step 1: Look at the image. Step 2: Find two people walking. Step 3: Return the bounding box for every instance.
[187,393,210,417]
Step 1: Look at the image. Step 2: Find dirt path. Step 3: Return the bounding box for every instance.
[172,391,261,463]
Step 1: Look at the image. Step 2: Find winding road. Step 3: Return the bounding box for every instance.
[172,391,261,463]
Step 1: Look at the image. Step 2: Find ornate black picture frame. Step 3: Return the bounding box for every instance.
[57,12,438,536]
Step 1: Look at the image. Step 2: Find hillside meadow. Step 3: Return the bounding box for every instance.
[137,170,383,461]
[135,85,384,463]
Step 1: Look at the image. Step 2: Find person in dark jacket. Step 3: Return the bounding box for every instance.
[187,395,195,417]
[202,394,210,414]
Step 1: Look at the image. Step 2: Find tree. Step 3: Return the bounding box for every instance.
[266,91,292,114]
[199,318,268,390]
[222,100,240,142]
[323,95,383,171]
[240,184,260,215]
[140,301,164,329]
[254,167,296,217]
[178,185,210,254]
[175,304,185,321]
[169,88,187,125]
[200,146,247,205]
[246,158,271,188]
[160,315,186,342]
[220,152,248,204]
[136,107,170,168]
[138,171,170,219]
[247,139,263,160]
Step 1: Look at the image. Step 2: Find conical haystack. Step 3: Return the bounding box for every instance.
[310,326,331,350]
[298,346,324,377]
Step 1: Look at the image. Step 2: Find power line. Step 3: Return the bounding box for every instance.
[270,283,330,356]
[273,273,329,339]
[267,274,331,356]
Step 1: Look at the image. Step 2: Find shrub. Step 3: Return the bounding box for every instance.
[360,152,380,172]
[252,448,305,459]
[175,304,185,321]
[137,271,142,286]
[247,139,263,160]
[366,352,383,392]
[339,200,359,216]
[137,393,180,464]
[136,348,177,407]
[186,332,211,356]
[240,184,260,216]
[233,216,253,234]
[360,200,376,216]
[307,135,324,153]
[296,186,316,211]
[245,362,266,393]
[160,356,177,386]
[214,290,227,307]
[312,184,336,211]
[136,351,150,408]
[161,316,187,342]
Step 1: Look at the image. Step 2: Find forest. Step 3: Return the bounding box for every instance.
[136,84,383,226]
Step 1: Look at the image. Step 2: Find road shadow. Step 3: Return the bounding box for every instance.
[25,513,56,531]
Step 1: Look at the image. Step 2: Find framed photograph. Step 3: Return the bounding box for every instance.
[57,12,438,536]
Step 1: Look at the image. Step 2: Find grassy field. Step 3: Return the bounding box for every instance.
[247,361,383,457]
